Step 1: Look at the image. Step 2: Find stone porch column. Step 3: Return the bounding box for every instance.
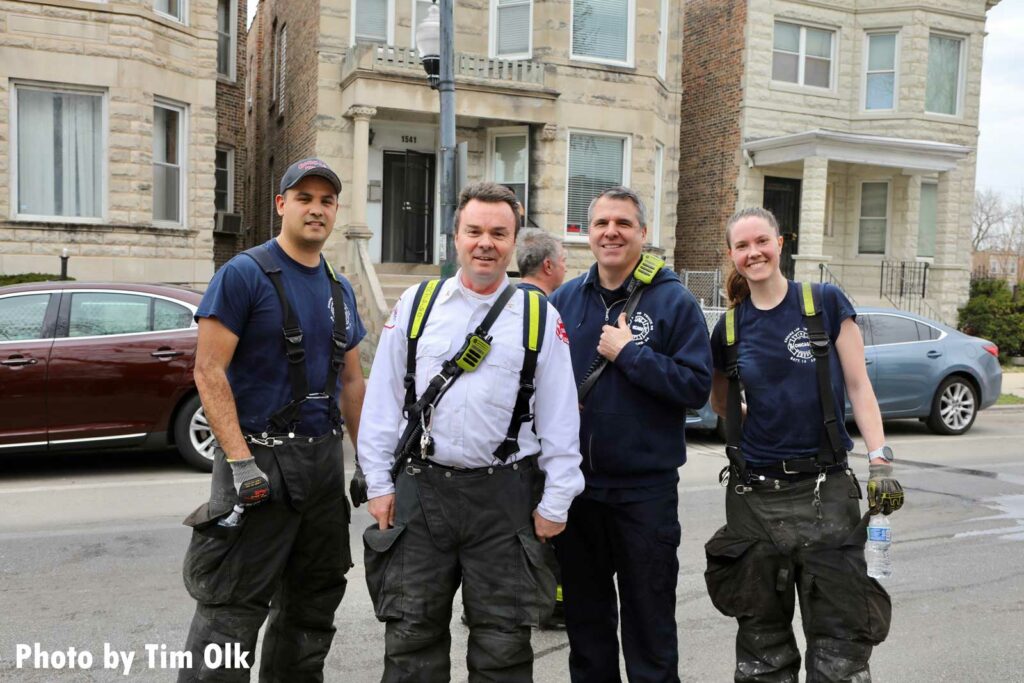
[344,105,377,271]
[793,156,829,283]
[896,175,922,261]
[928,169,966,322]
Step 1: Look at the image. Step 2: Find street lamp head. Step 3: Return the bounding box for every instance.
[416,2,441,88]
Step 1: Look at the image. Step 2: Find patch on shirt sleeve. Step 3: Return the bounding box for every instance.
[383,300,400,330]
[555,318,569,345]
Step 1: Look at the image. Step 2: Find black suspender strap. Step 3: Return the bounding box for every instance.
[493,288,547,462]
[323,260,349,426]
[800,282,845,465]
[722,306,746,481]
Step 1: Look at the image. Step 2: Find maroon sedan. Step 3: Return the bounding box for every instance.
[0,281,214,470]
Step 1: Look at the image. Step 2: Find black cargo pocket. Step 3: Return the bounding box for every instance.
[652,521,682,594]
[515,526,557,626]
[181,501,246,605]
[704,525,761,618]
[363,523,407,621]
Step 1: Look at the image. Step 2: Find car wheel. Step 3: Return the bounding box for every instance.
[926,376,978,436]
[174,394,216,471]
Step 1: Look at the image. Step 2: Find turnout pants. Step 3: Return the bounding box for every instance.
[555,488,682,683]
[704,470,891,683]
[178,432,351,683]
[363,457,555,683]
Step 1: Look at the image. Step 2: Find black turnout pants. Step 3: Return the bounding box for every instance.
[363,457,555,683]
[555,488,682,683]
[704,470,892,683]
[178,432,351,683]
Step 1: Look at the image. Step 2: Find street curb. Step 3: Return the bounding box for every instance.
[987,403,1024,413]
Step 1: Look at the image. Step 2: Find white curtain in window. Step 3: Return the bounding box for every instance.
[926,35,961,115]
[858,182,888,254]
[497,0,530,56]
[17,89,101,218]
[357,0,388,41]
[917,183,937,258]
[566,134,624,235]
[572,0,628,62]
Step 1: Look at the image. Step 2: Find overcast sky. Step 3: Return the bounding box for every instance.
[246,1,1022,198]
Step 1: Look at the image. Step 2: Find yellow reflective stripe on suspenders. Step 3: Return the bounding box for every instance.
[409,279,442,340]
[525,289,541,352]
[725,308,736,347]
[801,280,817,317]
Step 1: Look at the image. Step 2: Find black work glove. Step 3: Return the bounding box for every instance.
[349,454,369,507]
[867,462,904,516]
[228,457,271,507]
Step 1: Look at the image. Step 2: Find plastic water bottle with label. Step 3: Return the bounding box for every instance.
[866,514,892,579]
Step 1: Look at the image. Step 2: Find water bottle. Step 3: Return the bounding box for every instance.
[217,505,245,528]
[866,514,892,579]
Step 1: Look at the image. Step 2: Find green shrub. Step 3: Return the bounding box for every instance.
[959,278,1024,357]
[0,273,72,287]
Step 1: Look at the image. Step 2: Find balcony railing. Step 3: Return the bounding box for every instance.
[343,43,546,87]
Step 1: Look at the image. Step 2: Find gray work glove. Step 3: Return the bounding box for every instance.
[349,453,369,507]
[867,462,904,516]
[228,457,271,507]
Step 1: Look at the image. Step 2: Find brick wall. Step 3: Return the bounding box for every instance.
[213,0,250,268]
[246,0,320,249]
[674,0,746,271]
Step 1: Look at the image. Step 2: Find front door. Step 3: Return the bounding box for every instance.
[763,177,802,280]
[382,151,436,263]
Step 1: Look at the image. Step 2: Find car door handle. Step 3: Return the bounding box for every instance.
[1,357,38,367]
[151,349,184,359]
[927,350,943,359]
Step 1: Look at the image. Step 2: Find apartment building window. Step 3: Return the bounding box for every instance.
[489,128,529,218]
[917,181,937,258]
[154,0,187,23]
[651,142,663,244]
[865,32,897,110]
[353,0,393,44]
[565,131,629,236]
[571,0,634,67]
[278,25,287,115]
[657,0,669,79]
[13,84,104,220]
[215,148,234,212]
[858,181,889,255]
[491,0,531,59]
[217,0,236,79]
[926,34,963,116]
[772,21,834,89]
[153,101,186,225]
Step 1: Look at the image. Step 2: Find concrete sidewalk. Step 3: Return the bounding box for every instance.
[1001,369,1024,398]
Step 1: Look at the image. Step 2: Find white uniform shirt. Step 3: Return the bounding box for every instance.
[358,273,584,523]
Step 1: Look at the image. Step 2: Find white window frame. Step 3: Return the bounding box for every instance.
[563,129,632,242]
[650,142,664,245]
[216,0,238,81]
[152,98,188,228]
[351,0,396,46]
[215,146,235,214]
[856,179,891,257]
[271,22,279,103]
[489,0,533,60]
[570,0,636,68]
[925,31,967,118]
[154,0,188,25]
[10,81,108,224]
[862,30,899,112]
[657,0,669,80]
[487,126,530,217]
[277,24,287,115]
[771,20,837,91]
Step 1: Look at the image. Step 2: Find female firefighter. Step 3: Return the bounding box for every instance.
[704,206,904,682]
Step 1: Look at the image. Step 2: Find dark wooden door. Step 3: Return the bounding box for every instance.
[763,177,802,280]
[382,151,435,263]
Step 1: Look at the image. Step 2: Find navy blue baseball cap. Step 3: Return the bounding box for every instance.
[279,158,342,195]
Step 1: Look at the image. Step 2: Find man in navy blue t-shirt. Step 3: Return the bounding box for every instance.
[178,158,366,682]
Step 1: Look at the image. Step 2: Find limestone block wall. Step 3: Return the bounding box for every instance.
[0,0,222,287]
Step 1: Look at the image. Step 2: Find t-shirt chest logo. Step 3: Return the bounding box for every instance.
[784,327,814,364]
[630,312,654,346]
[327,297,353,330]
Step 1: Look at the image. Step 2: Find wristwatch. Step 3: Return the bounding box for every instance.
[867,445,894,462]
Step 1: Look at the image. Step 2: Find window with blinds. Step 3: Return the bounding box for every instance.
[356,0,389,42]
[565,133,626,236]
[572,0,631,65]
[493,0,531,58]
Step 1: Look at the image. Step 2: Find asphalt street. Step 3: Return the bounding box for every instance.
[1,409,1022,681]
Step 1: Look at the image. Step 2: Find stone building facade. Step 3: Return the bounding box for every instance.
[249,0,684,343]
[678,0,1001,323]
[0,0,247,285]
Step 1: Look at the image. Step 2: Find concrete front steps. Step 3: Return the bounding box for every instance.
[375,262,441,310]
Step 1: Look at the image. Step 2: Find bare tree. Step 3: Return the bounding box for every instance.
[972,188,1008,252]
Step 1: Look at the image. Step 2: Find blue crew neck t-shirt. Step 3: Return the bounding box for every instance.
[196,239,366,437]
[710,281,856,466]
